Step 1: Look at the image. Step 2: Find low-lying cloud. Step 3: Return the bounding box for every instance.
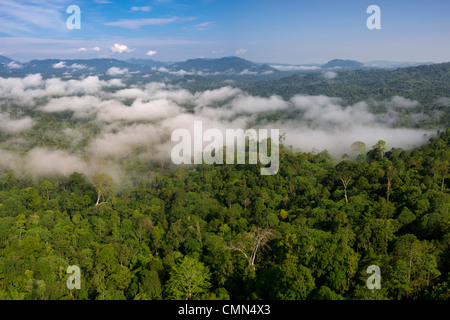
[0,74,440,183]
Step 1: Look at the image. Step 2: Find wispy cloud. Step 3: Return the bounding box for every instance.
[131,6,152,12]
[6,61,23,69]
[235,48,247,56]
[0,0,65,35]
[322,71,337,79]
[105,17,179,29]
[270,65,321,71]
[192,21,213,31]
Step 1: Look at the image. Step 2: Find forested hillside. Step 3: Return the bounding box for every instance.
[176,62,450,129]
[0,128,448,300]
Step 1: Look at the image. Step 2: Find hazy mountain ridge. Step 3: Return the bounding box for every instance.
[0,55,442,78]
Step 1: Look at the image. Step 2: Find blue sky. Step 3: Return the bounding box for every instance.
[0,0,449,63]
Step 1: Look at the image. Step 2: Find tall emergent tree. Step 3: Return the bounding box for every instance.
[226,227,273,271]
[92,173,113,206]
[336,162,352,204]
[165,256,211,300]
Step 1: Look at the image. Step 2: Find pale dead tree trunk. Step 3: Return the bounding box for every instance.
[432,161,448,193]
[386,165,397,203]
[226,228,273,272]
[338,173,352,204]
[242,198,251,209]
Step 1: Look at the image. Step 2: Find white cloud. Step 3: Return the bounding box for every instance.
[41,96,102,119]
[437,97,450,106]
[70,63,87,70]
[231,94,288,113]
[323,71,337,79]
[52,61,66,69]
[107,67,129,76]
[131,6,151,12]
[0,74,124,104]
[93,46,101,52]
[239,69,257,75]
[235,48,247,56]
[88,123,164,159]
[105,17,179,29]
[110,43,133,54]
[6,61,22,69]
[78,47,87,52]
[0,113,33,133]
[270,65,321,71]
[0,0,66,36]
[0,73,440,181]
[193,21,213,31]
[388,96,419,108]
[146,50,157,56]
[24,148,87,177]
[97,98,181,123]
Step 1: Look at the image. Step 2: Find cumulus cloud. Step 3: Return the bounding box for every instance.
[41,95,103,118]
[24,148,87,177]
[387,96,419,108]
[0,113,33,133]
[231,94,288,113]
[0,74,124,104]
[280,125,431,158]
[6,61,23,69]
[97,98,181,122]
[146,50,157,56]
[70,63,87,70]
[52,61,66,69]
[110,43,133,54]
[195,86,242,107]
[235,48,247,56]
[107,67,129,76]
[88,123,164,158]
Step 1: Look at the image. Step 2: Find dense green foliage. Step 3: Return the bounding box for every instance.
[176,62,450,129]
[0,128,448,300]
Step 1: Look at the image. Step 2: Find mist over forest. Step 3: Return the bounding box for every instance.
[0,62,447,185]
[0,57,449,302]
